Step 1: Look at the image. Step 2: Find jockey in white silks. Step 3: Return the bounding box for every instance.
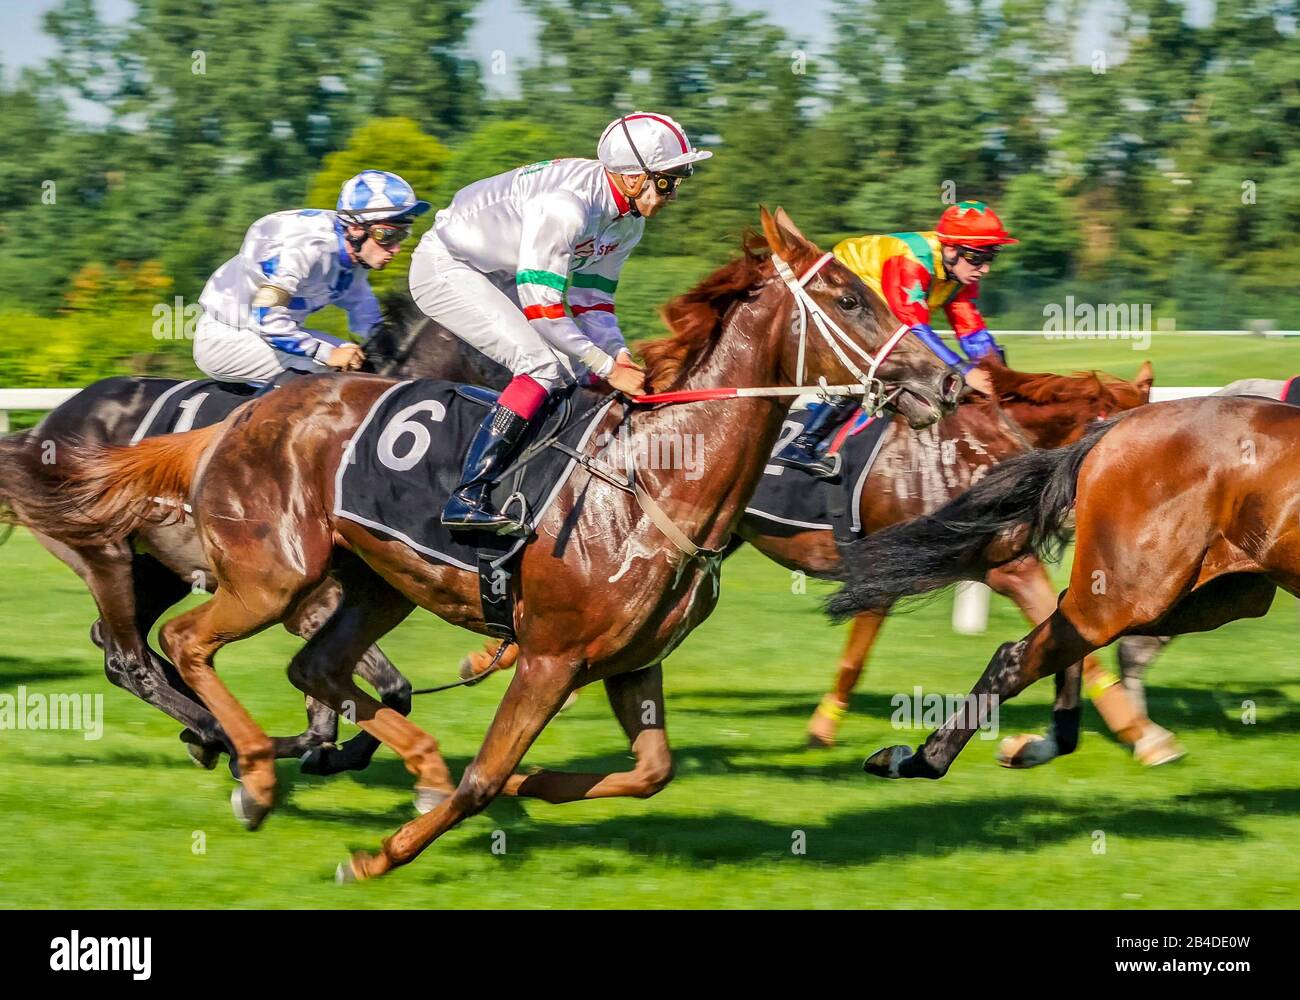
[195,170,429,383]
[410,112,711,536]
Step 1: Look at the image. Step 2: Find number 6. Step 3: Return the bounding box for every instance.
[377,400,446,471]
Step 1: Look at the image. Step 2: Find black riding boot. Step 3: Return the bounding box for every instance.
[441,402,531,536]
[774,397,860,479]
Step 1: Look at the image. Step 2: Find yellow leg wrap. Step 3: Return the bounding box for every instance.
[816,695,847,722]
[1084,667,1122,702]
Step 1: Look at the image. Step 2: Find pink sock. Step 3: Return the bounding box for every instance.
[498,374,549,420]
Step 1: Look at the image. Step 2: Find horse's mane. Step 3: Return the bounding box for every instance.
[365,291,428,367]
[642,233,772,392]
[984,361,1140,409]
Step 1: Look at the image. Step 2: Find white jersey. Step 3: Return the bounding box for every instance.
[420,157,644,368]
[198,209,382,360]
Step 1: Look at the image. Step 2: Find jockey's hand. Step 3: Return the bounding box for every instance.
[327,343,365,371]
[607,351,645,396]
[964,366,995,397]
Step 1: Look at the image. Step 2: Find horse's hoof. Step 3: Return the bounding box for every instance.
[997,732,1059,769]
[864,744,913,779]
[414,787,450,815]
[230,784,272,831]
[335,860,359,884]
[1134,726,1186,767]
[186,740,221,770]
[558,690,579,713]
[458,651,494,685]
[807,730,835,749]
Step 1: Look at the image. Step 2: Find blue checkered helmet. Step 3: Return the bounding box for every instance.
[336,170,430,225]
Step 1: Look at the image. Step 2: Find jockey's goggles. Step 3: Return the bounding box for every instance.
[647,165,691,196]
[365,221,412,248]
[955,245,1000,267]
[617,115,691,197]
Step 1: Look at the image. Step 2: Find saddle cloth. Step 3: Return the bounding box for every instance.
[744,405,893,541]
[334,379,614,572]
[131,379,264,442]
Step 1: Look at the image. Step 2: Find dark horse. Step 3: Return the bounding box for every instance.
[0,293,506,805]
[826,393,1300,780]
[15,209,960,880]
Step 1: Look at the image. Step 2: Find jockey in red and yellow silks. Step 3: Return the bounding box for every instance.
[775,201,1017,479]
[833,201,1017,372]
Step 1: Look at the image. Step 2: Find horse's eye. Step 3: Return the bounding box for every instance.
[837,295,859,311]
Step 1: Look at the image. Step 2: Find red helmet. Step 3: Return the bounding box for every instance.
[936,201,1018,246]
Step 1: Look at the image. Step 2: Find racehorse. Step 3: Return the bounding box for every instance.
[459,359,1172,767]
[0,295,502,806]
[10,208,960,879]
[825,392,1300,781]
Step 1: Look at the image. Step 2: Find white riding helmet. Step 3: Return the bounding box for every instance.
[597,112,713,176]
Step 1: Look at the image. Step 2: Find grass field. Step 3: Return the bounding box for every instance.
[1,333,1299,908]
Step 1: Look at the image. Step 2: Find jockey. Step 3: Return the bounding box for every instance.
[411,112,711,536]
[195,170,428,383]
[776,200,1017,478]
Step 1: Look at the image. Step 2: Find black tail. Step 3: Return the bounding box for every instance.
[826,418,1119,621]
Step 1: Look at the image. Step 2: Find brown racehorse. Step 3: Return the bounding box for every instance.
[826,393,1300,781]
[460,360,1175,766]
[15,208,960,880]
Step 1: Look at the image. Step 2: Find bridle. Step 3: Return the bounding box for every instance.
[769,250,911,414]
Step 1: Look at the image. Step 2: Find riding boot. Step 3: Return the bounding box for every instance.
[774,397,861,479]
[441,402,532,536]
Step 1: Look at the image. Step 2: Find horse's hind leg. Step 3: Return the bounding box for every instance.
[299,646,414,777]
[501,662,673,802]
[345,650,580,881]
[987,556,1152,768]
[34,531,231,756]
[160,585,303,830]
[283,560,455,811]
[807,610,886,748]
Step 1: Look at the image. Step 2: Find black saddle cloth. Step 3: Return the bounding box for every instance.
[1283,377,1300,406]
[131,379,266,442]
[334,380,614,571]
[744,405,893,542]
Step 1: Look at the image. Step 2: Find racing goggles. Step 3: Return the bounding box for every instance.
[365,221,412,249]
[955,245,1000,267]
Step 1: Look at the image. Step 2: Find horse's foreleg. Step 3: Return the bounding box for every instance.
[501,662,672,802]
[807,610,887,748]
[302,646,414,776]
[344,650,579,881]
[1115,635,1172,718]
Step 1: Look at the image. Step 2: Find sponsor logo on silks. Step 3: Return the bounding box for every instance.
[518,159,554,176]
[49,931,151,980]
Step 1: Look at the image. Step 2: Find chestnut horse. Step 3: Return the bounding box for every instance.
[15,209,959,880]
[461,360,1172,767]
[0,297,499,800]
[826,393,1300,781]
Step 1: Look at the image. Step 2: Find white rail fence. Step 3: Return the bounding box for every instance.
[0,383,1260,634]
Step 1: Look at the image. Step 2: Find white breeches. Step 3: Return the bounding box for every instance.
[193,313,342,383]
[408,232,569,390]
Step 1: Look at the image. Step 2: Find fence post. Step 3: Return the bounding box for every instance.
[952,581,991,635]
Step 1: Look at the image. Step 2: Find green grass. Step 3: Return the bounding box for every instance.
[1,334,1298,908]
[1,525,1298,909]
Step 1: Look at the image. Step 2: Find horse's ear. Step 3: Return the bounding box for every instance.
[760,206,816,260]
[1135,360,1154,398]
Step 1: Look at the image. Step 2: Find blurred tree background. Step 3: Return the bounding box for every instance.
[0,0,1297,384]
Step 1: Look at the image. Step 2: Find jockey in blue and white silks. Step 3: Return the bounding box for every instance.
[410,112,711,536]
[195,170,429,383]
